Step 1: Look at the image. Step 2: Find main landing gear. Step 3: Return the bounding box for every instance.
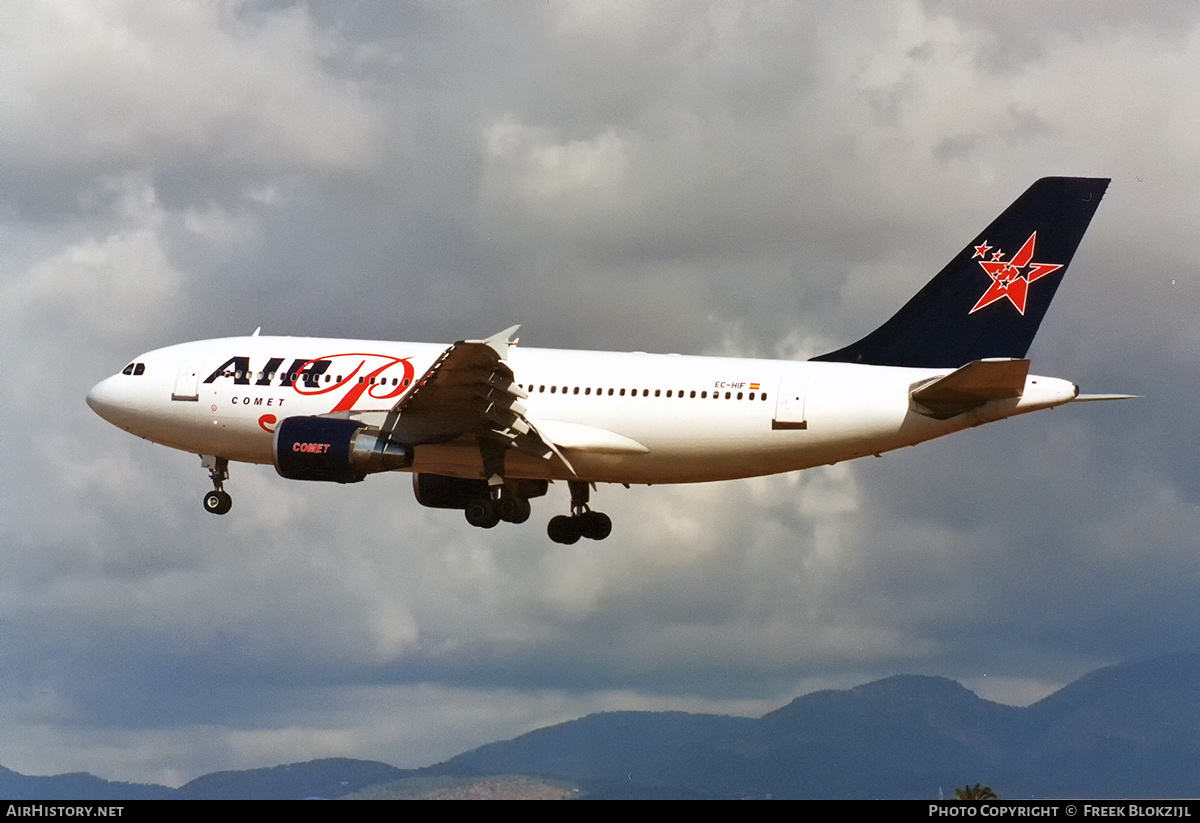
[458,480,612,543]
[201,455,232,515]
[547,481,612,545]
[464,491,532,529]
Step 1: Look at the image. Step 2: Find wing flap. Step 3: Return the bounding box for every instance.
[910,358,1030,419]
[529,419,650,455]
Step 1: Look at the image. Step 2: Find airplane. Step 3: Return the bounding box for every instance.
[87,177,1128,544]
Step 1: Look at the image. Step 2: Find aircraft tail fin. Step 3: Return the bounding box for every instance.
[812,177,1110,368]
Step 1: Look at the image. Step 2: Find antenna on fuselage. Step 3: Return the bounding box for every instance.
[252,327,261,337]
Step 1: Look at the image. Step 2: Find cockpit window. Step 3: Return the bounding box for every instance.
[122,363,135,375]
[133,363,145,375]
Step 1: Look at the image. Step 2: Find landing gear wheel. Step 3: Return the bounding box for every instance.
[547,514,581,545]
[578,510,612,541]
[550,481,612,543]
[465,497,501,529]
[201,456,232,515]
[498,496,532,524]
[203,490,232,515]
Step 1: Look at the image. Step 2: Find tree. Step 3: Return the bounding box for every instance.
[955,783,998,800]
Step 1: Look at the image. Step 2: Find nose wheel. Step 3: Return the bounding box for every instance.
[548,482,612,544]
[203,489,233,515]
[201,456,232,515]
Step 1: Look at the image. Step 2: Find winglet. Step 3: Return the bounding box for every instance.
[466,325,521,360]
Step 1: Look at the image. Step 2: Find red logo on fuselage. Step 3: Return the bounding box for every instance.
[205,352,416,414]
[969,232,1063,315]
[290,353,416,412]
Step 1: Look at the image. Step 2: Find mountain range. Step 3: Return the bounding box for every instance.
[4,652,1198,799]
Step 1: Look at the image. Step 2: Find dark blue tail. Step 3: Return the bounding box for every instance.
[812,177,1110,368]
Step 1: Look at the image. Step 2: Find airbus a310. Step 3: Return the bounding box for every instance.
[87,177,1126,543]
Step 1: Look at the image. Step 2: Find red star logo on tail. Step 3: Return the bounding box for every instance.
[969,232,1063,315]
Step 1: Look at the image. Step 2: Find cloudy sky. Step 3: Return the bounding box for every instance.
[3,0,1199,786]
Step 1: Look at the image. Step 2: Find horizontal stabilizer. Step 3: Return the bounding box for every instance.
[910,358,1030,419]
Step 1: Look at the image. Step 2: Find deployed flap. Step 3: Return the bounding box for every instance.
[531,419,650,454]
[910,358,1029,419]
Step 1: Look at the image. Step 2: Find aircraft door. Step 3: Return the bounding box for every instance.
[772,370,808,430]
[171,349,209,401]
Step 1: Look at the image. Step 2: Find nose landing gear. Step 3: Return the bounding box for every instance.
[201,456,232,515]
[547,481,612,544]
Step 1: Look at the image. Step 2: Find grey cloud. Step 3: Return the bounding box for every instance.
[2,1,1198,784]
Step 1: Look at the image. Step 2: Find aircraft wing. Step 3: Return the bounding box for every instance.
[357,326,575,471]
[330,327,652,473]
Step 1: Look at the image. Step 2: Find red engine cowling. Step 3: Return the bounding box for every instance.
[274,416,411,484]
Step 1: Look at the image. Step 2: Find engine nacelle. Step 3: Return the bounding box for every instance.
[412,473,548,509]
[274,416,412,484]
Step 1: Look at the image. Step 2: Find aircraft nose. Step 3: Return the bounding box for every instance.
[86,375,132,426]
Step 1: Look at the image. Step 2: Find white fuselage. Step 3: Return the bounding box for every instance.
[86,335,1079,485]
